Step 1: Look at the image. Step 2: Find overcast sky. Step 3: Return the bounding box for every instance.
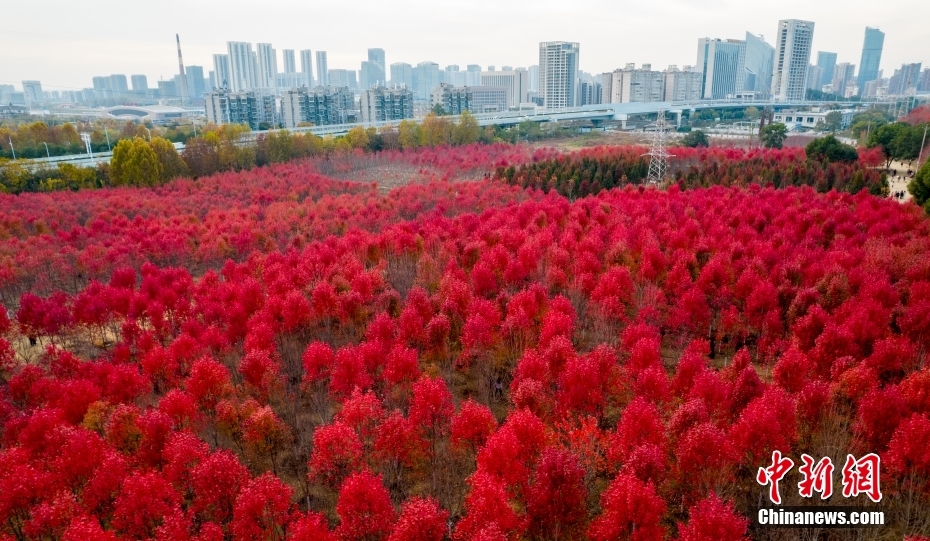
[2,0,927,91]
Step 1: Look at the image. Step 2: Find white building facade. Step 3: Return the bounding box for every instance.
[771,19,815,101]
[538,41,580,109]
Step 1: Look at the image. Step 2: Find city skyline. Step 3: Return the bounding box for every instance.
[2,0,927,92]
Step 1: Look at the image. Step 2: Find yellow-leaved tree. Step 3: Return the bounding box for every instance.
[109,137,162,187]
[398,120,420,150]
[346,126,370,150]
[453,110,480,145]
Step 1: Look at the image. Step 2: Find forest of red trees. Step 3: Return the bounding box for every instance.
[1,142,929,541]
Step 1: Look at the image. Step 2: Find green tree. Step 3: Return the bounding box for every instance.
[517,120,543,141]
[824,111,843,133]
[431,103,447,116]
[869,122,923,165]
[452,110,480,145]
[760,123,788,149]
[869,122,902,166]
[680,130,709,148]
[805,135,858,162]
[109,137,162,187]
[744,106,761,121]
[909,159,930,211]
[849,109,891,144]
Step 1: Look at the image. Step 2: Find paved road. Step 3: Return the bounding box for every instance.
[887,160,916,203]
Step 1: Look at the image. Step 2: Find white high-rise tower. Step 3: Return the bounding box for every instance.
[213,54,231,89]
[300,50,314,87]
[771,19,815,101]
[538,41,580,109]
[316,51,329,86]
[227,42,257,92]
[256,43,278,90]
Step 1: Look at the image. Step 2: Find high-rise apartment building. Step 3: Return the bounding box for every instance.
[444,66,466,87]
[609,64,664,103]
[390,63,414,88]
[21,81,43,106]
[316,52,329,86]
[857,27,885,94]
[256,43,278,90]
[360,61,380,90]
[888,63,923,95]
[131,75,148,93]
[831,63,856,96]
[771,19,815,101]
[300,50,314,87]
[186,66,206,98]
[430,83,509,114]
[227,42,257,92]
[213,54,231,89]
[281,86,356,127]
[158,80,177,100]
[816,51,837,89]
[599,72,613,104]
[205,89,276,129]
[328,69,357,90]
[466,65,482,87]
[696,38,746,99]
[281,50,298,88]
[528,65,540,92]
[663,66,703,101]
[579,81,601,105]
[743,33,774,97]
[863,79,883,98]
[538,41,580,109]
[367,48,386,87]
[91,76,107,91]
[806,65,823,91]
[414,61,440,100]
[480,69,529,107]
[110,75,129,95]
[360,85,415,122]
[919,68,930,92]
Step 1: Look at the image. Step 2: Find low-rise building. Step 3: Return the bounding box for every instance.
[773,108,855,131]
[0,105,28,118]
[281,86,356,128]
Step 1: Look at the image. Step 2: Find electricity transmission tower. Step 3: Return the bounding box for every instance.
[644,109,674,183]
